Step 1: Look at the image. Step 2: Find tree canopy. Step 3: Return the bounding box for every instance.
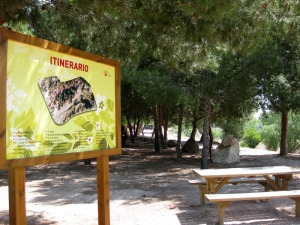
[1,0,300,166]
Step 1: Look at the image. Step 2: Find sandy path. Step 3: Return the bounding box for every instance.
[0,142,300,225]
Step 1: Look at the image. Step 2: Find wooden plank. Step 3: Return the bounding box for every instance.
[97,156,110,225]
[115,60,122,151]
[8,167,26,225]
[189,177,270,185]
[206,190,300,202]
[0,36,7,166]
[208,191,300,224]
[194,166,300,178]
[189,179,207,185]
[0,149,120,170]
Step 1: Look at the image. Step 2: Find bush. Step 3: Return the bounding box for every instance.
[212,127,223,142]
[260,111,300,152]
[261,124,279,151]
[287,113,300,152]
[241,127,261,148]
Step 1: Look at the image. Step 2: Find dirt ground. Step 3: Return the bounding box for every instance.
[1,141,300,225]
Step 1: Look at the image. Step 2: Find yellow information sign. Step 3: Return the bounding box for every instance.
[0,28,121,169]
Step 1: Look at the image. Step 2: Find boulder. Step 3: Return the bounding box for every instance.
[211,135,240,164]
[182,138,199,154]
[167,139,177,147]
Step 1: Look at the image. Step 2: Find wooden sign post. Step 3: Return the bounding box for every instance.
[97,156,110,225]
[8,167,26,225]
[0,28,121,225]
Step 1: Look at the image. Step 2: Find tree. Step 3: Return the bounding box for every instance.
[246,32,300,155]
[0,0,33,24]
[176,104,184,158]
[197,50,258,168]
[121,72,151,143]
[261,111,300,153]
[6,0,295,161]
[228,1,300,155]
[122,57,183,151]
[181,68,217,168]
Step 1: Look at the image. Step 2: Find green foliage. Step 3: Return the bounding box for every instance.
[122,59,183,126]
[261,111,300,152]
[4,0,300,155]
[211,127,223,141]
[260,111,300,152]
[241,127,261,148]
[244,117,262,131]
[261,124,280,151]
[240,117,262,148]
[287,113,300,152]
[214,50,258,120]
[260,112,280,151]
[217,119,244,139]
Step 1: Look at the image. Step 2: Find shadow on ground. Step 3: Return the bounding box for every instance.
[0,141,300,225]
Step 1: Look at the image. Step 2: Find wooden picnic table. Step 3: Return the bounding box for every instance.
[193,166,300,224]
[193,166,300,194]
[191,166,300,225]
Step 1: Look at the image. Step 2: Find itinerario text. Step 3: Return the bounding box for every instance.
[50,56,88,72]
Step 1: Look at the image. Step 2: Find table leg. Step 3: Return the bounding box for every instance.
[206,178,219,193]
[275,176,281,187]
[274,174,292,190]
[198,185,207,205]
[263,175,282,191]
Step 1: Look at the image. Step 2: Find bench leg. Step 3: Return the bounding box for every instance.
[217,202,231,225]
[296,200,300,218]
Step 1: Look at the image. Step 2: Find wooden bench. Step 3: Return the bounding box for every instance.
[189,177,272,205]
[205,190,300,225]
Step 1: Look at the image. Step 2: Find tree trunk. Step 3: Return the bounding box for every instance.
[126,115,135,143]
[190,109,198,140]
[209,125,213,161]
[280,110,288,156]
[163,116,169,143]
[176,104,184,159]
[201,99,211,169]
[200,125,213,161]
[200,133,203,142]
[134,116,140,139]
[153,105,160,152]
[158,105,167,149]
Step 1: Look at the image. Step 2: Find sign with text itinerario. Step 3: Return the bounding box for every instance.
[0,28,121,169]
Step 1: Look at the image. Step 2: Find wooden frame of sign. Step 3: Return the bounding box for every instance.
[0,28,121,225]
